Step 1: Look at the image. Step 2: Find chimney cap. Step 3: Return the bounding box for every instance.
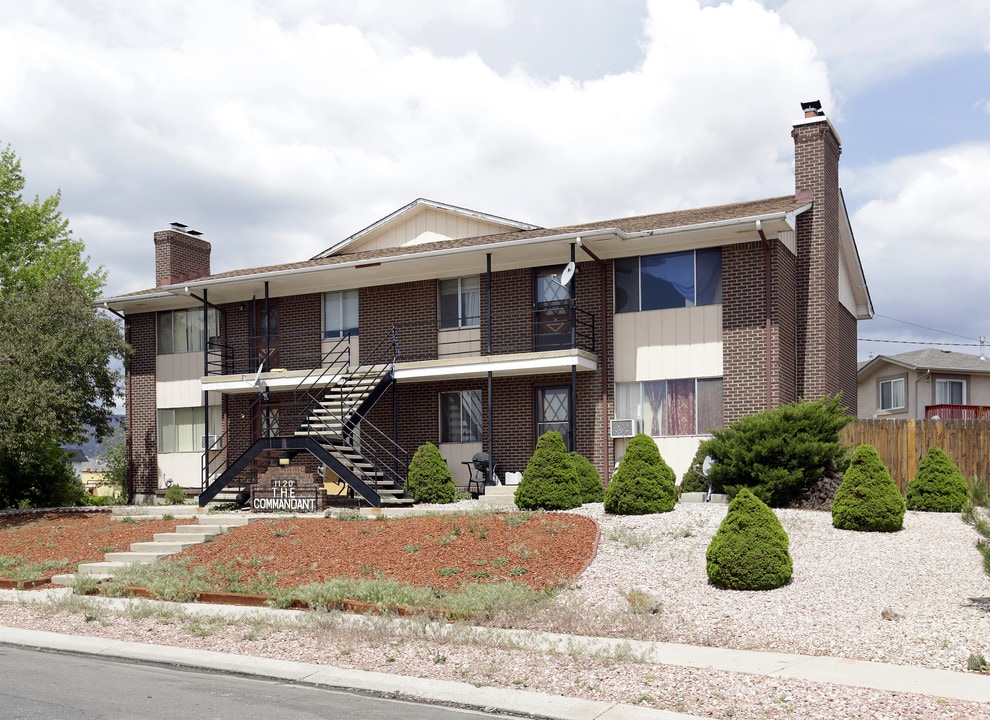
[170,221,188,230]
[187,229,203,236]
[801,100,824,118]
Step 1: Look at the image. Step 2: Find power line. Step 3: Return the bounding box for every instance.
[857,338,981,347]
[872,314,979,342]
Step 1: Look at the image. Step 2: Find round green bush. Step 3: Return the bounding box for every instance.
[603,434,677,515]
[831,444,905,532]
[706,488,792,590]
[906,446,968,512]
[569,451,604,503]
[514,431,582,510]
[164,483,186,505]
[405,442,456,504]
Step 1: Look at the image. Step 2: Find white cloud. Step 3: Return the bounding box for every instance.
[772,0,990,92]
[851,142,990,351]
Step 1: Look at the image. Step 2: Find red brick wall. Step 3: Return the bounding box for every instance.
[154,230,211,286]
[792,118,846,406]
[362,280,436,362]
[125,313,158,497]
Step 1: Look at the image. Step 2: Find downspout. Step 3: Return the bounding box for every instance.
[756,220,773,411]
[487,253,494,485]
[124,316,134,504]
[569,243,577,453]
[574,236,610,483]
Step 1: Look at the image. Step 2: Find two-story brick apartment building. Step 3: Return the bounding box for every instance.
[102,102,872,506]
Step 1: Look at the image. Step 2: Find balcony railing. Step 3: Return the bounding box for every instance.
[925,404,990,420]
[206,303,596,377]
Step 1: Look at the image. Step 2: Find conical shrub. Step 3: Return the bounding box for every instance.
[706,488,792,590]
[569,451,604,503]
[405,442,456,504]
[603,434,677,515]
[906,446,968,512]
[514,431,582,510]
[831,444,905,532]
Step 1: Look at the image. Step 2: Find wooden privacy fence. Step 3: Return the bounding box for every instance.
[841,419,990,493]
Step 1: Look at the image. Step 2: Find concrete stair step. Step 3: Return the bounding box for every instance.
[76,561,131,575]
[153,531,215,543]
[104,551,173,564]
[130,540,199,553]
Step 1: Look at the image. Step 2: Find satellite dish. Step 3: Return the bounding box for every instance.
[559,261,576,286]
[702,456,714,476]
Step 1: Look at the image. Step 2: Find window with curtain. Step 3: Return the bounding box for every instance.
[440,390,483,443]
[439,276,480,329]
[157,406,222,453]
[157,308,219,354]
[323,290,359,338]
[614,248,722,313]
[614,378,724,436]
[935,378,965,405]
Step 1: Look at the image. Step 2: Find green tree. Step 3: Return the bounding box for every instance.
[0,145,126,508]
[706,488,792,590]
[704,396,851,507]
[831,444,905,532]
[406,442,456,504]
[603,433,677,515]
[905,446,969,513]
[569,451,604,504]
[514,431,582,510]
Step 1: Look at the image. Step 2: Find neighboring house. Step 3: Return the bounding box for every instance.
[101,101,872,506]
[857,348,990,419]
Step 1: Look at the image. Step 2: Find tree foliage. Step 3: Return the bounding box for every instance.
[406,442,456,504]
[569,451,604,504]
[704,396,851,507]
[706,488,792,590]
[514,431,582,511]
[603,433,677,515]
[905,446,969,513]
[0,145,126,508]
[831,444,905,532]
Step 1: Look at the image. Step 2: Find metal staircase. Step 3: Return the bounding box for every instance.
[200,329,412,509]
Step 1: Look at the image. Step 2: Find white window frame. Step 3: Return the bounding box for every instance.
[614,377,723,436]
[323,289,359,339]
[157,308,219,355]
[879,377,906,411]
[440,390,483,443]
[935,378,966,405]
[158,406,222,453]
[438,276,481,330]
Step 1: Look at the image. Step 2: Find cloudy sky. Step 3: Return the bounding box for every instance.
[2,0,989,361]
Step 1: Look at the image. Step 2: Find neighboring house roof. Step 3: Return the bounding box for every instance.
[858,348,990,376]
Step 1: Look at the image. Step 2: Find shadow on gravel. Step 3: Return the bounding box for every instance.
[964,597,990,613]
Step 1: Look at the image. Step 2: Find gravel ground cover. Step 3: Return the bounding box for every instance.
[1,501,989,718]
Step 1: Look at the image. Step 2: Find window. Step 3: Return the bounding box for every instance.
[323,290,359,338]
[440,390,483,443]
[157,308,219,354]
[615,248,722,313]
[536,386,572,449]
[157,406,222,453]
[439,276,480,329]
[879,377,906,411]
[615,378,723,436]
[935,378,966,405]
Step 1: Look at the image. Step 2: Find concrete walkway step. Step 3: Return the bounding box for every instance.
[75,561,131,576]
[103,551,171,564]
[129,540,200,553]
[152,531,216,543]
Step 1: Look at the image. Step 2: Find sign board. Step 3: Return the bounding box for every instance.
[251,476,320,513]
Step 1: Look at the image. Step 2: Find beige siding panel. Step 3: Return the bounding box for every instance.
[613,305,723,382]
[322,336,360,369]
[360,209,515,252]
[438,327,481,358]
[158,452,203,489]
[156,353,204,408]
[439,442,483,488]
[613,435,706,482]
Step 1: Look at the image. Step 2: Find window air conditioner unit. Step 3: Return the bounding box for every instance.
[609,419,639,438]
[201,434,219,450]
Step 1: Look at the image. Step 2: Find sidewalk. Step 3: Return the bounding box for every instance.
[2,587,988,718]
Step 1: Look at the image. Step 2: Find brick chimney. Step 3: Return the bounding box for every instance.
[154,223,211,286]
[791,100,856,410]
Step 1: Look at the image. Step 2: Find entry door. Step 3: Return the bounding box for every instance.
[534,268,572,351]
[536,386,572,450]
[254,300,279,371]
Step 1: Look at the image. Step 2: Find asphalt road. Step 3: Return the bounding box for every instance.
[0,645,500,720]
